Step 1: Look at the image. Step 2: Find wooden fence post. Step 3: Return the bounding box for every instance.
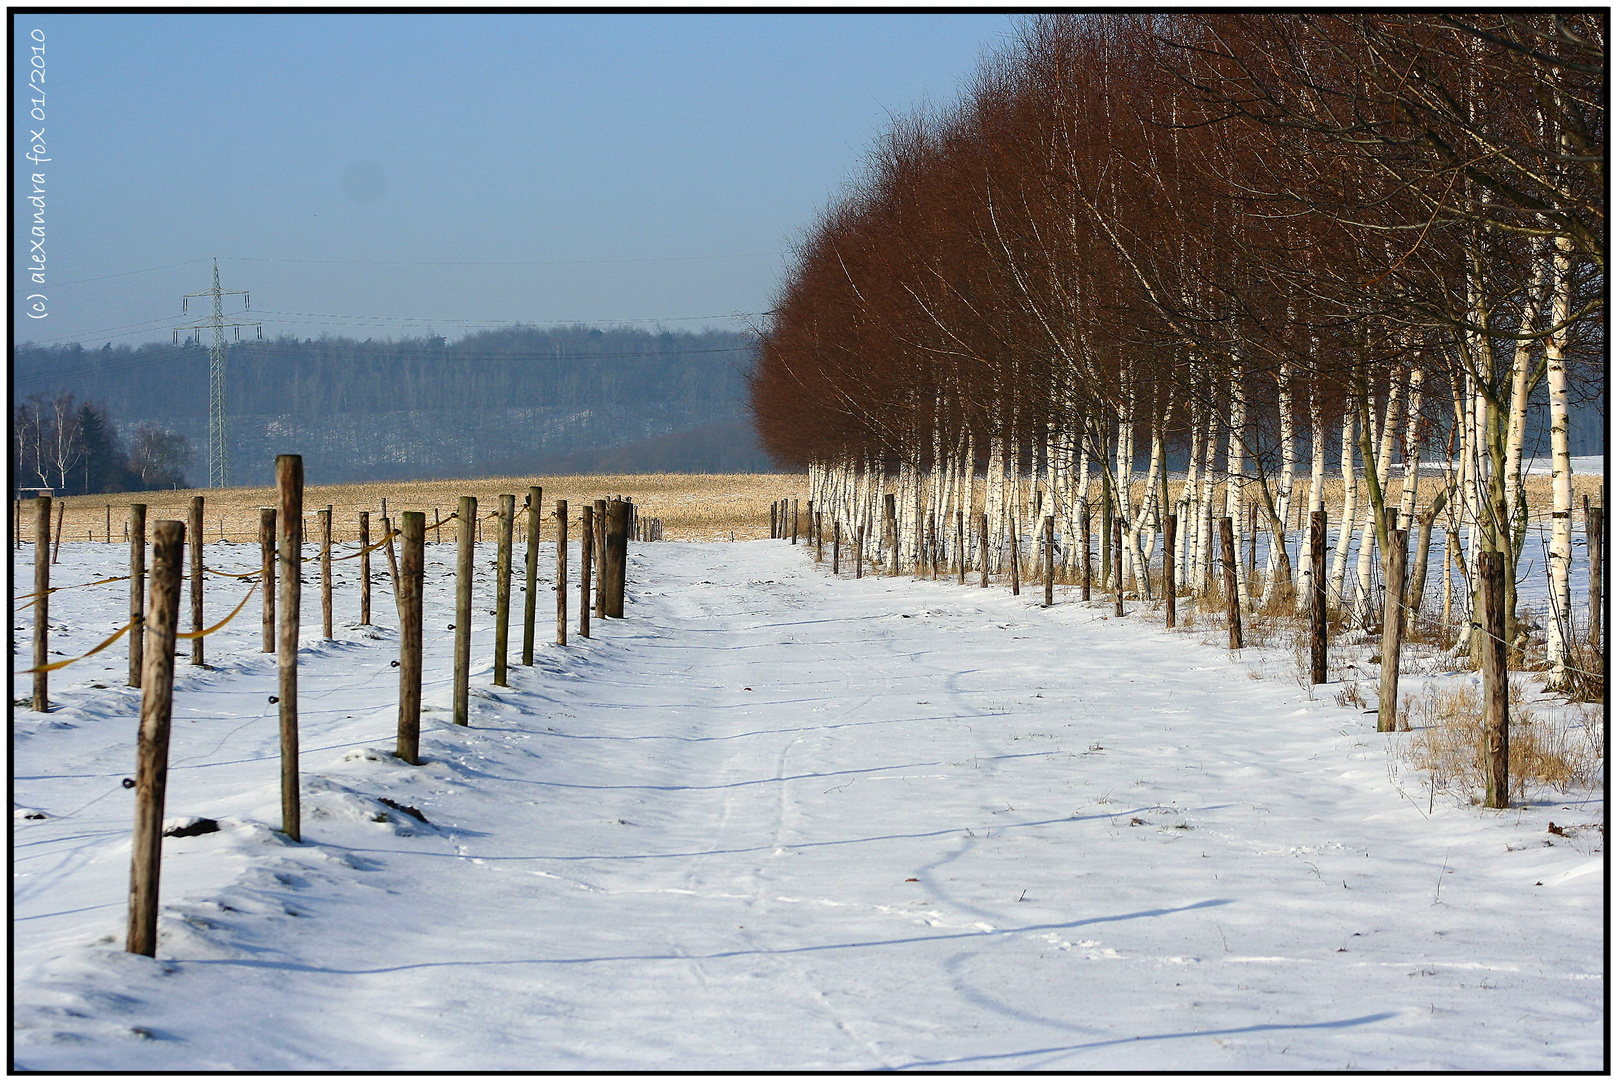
[793,498,800,545]
[396,512,425,765]
[1080,504,1092,602]
[1588,505,1603,652]
[770,501,778,539]
[928,513,939,581]
[580,503,594,639]
[1163,514,1177,628]
[1310,510,1328,685]
[1113,518,1124,616]
[319,506,333,639]
[1009,516,1021,596]
[956,511,966,585]
[32,496,51,712]
[978,513,990,588]
[454,496,476,725]
[188,495,205,666]
[882,492,896,565]
[381,516,400,617]
[1379,529,1408,732]
[275,455,303,842]
[129,504,147,687]
[1043,515,1055,607]
[106,504,111,544]
[494,494,515,686]
[125,517,183,957]
[593,500,608,618]
[1478,551,1509,809]
[833,519,841,575]
[259,508,275,653]
[555,500,568,646]
[815,509,824,561]
[1220,516,1243,649]
[358,511,372,626]
[856,523,865,580]
[523,485,542,665]
[52,498,64,564]
[602,499,629,618]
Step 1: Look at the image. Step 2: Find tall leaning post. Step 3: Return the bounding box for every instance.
[1309,510,1328,685]
[33,496,51,712]
[522,485,542,665]
[555,499,569,646]
[454,495,476,726]
[275,455,303,843]
[126,517,184,958]
[396,512,425,766]
[1378,528,1408,732]
[579,502,594,639]
[129,503,147,687]
[188,495,205,666]
[259,508,276,652]
[494,493,514,687]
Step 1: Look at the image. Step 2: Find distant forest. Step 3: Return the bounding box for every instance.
[13,325,776,487]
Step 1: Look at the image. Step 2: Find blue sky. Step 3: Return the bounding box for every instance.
[12,11,1022,347]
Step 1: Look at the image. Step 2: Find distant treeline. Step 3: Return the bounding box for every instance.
[13,325,774,486]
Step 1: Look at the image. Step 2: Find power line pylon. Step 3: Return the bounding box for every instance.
[176,258,260,488]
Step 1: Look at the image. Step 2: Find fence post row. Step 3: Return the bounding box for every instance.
[454,495,476,725]
[396,512,425,766]
[275,455,303,843]
[129,503,147,687]
[126,517,184,958]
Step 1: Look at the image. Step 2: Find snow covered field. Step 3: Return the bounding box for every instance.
[12,536,1605,1070]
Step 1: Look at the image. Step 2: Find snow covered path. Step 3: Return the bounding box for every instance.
[12,540,1605,1070]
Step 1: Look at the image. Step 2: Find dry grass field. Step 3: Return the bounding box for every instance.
[9,471,1601,550]
[12,474,808,547]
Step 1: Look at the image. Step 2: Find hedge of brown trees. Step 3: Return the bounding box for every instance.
[750,14,1603,688]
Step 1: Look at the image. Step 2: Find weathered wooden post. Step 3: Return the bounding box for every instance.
[1043,515,1055,608]
[494,494,515,686]
[956,510,966,585]
[1112,518,1124,617]
[832,519,841,575]
[882,492,896,566]
[856,523,865,580]
[188,495,205,666]
[259,508,275,653]
[555,499,569,646]
[601,499,630,618]
[358,511,372,626]
[1588,505,1603,652]
[979,513,990,588]
[381,516,400,616]
[1379,529,1409,732]
[1009,516,1021,596]
[588,499,603,617]
[793,498,800,545]
[125,517,183,958]
[1478,550,1509,809]
[929,513,939,581]
[32,496,51,712]
[1310,510,1328,686]
[129,504,147,687]
[396,511,425,765]
[522,486,543,664]
[1163,514,1177,628]
[105,503,111,544]
[319,506,333,639]
[770,501,778,539]
[275,455,303,842]
[815,509,824,561]
[52,498,64,564]
[454,495,476,725]
[1220,516,1243,650]
[579,502,594,639]
[1080,504,1092,602]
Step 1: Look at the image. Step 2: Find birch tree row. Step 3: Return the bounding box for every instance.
[750,14,1603,686]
